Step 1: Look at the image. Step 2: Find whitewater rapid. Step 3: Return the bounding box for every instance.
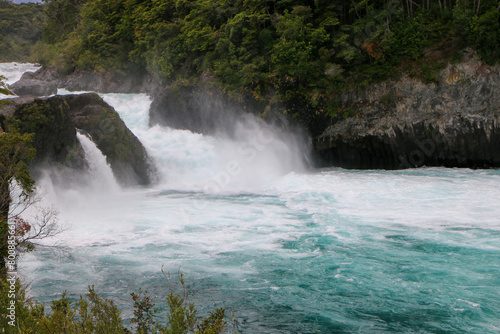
[0,62,40,85]
[0,67,498,333]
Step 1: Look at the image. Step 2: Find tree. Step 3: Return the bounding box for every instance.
[0,0,46,62]
[0,132,35,222]
[0,131,35,274]
[0,129,64,278]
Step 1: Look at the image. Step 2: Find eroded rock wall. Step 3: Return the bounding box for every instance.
[316,51,500,169]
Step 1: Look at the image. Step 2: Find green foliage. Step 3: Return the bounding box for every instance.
[0,75,11,95]
[41,0,86,43]
[196,308,227,334]
[163,290,197,334]
[131,288,160,333]
[0,271,231,334]
[130,271,229,334]
[0,280,127,333]
[31,286,126,333]
[0,131,35,276]
[453,0,500,64]
[469,9,500,64]
[0,132,36,208]
[34,0,499,127]
[0,99,13,106]
[0,0,46,62]
[271,7,330,80]
[387,13,430,61]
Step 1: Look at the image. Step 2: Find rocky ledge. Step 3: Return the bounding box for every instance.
[315,51,500,169]
[18,67,155,94]
[9,79,57,97]
[0,93,153,185]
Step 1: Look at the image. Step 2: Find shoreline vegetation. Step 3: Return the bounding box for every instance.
[1,269,233,333]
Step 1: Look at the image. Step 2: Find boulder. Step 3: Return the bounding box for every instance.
[10,79,57,96]
[1,93,154,185]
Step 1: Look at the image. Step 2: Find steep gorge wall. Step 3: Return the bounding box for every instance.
[315,51,500,169]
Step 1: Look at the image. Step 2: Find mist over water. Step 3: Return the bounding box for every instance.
[99,91,310,192]
[4,75,499,332]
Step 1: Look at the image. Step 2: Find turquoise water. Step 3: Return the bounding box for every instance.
[21,167,500,333]
[11,90,500,333]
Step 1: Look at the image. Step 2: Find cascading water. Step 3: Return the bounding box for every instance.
[3,67,499,333]
[0,62,40,85]
[97,91,310,192]
[76,131,120,192]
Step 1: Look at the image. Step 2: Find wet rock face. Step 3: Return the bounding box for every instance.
[149,84,271,136]
[64,93,154,185]
[1,93,153,185]
[149,85,232,134]
[315,52,500,169]
[9,79,57,96]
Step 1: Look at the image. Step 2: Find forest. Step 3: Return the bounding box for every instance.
[0,0,45,61]
[34,0,500,126]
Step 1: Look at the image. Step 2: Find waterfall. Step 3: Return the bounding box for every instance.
[3,63,500,334]
[76,131,120,192]
[100,93,310,193]
[0,62,41,85]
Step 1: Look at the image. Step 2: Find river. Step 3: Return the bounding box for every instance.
[2,63,500,333]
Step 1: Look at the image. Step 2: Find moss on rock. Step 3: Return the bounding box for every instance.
[4,93,152,186]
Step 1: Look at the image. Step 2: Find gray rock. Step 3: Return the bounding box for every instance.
[10,79,57,96]
[315,53,500,169]
[21,66,155,94]
[3,93,154,186]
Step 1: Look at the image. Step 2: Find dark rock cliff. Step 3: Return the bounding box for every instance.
[315,51,500,169]
[0,93,153,185]
[149,85,272,135]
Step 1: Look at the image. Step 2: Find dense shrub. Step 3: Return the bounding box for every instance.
[0,273,231,334]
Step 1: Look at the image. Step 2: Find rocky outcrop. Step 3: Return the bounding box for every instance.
[20,67,156,94]
[149,83,294,136]
[150,85,247,134]
[9,79,57,96]
[64,93,154,185]
[315,51,500,169]
[0,95,86,170]
[0,93,153,185]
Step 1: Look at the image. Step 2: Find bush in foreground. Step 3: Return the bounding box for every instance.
[0,272,233,334]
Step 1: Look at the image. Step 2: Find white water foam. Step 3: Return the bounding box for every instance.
[0,62,41,84]
[272,168,500,233]
[56,89,310,192]
[30,131,134,248]
[76,131,120,192]
[100,92,309,193]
